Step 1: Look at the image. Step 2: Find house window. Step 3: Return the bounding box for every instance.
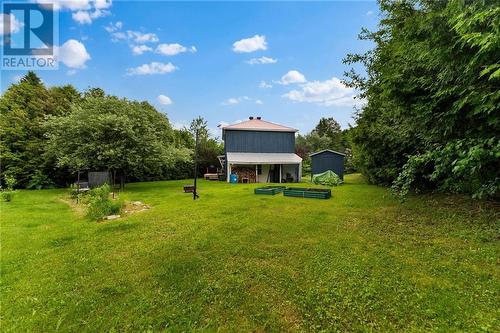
[257,165,262,175]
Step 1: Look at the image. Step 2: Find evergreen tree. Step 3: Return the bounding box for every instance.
[344,0,500,198]
[0,72,65,187]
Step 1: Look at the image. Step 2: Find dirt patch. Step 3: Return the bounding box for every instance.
[123,201,151,214]
[59,197,86,218]
[61,197,151,221]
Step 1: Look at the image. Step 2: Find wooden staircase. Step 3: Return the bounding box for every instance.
[217,155,225,170]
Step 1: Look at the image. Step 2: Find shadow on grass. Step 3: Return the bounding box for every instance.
[98,223,139,233]
[48,236,76,248]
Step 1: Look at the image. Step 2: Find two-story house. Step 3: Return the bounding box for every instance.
[221,117,302,183]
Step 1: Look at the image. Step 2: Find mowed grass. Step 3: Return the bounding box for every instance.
[1,174,499,332]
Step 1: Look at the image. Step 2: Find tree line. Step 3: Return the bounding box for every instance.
[2,0,498,200]
[0,72,222,189]
[344,0,499,199]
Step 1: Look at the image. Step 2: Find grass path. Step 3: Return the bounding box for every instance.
[1,174,499,332]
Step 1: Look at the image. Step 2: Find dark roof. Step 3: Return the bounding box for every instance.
[222,118,297,132]
[309,149,346,157]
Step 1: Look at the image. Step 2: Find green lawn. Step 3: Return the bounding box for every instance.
[1,174,499,332]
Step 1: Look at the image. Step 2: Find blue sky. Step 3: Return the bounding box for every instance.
[1,1,379,136]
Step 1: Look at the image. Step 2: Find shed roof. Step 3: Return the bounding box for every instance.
[309,149,346,157]
[227,152,302,164]
[222,118,297,132]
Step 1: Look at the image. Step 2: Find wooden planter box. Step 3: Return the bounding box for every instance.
[254,186,286,195]
[283,188,331,199]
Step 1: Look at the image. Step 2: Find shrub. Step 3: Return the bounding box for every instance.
[302,159,312,176]
[109,199,123,215]
[86,184,123,220]
[392,139,500,200]
[27,170,55,190]
[1,175,16,202]
[4,175,16,190]
[1,191,14,202]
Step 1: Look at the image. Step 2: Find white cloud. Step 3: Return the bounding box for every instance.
[222,98,241,105]
[110,31,127,42]
[259,81,272,89]
[156,43,196,56]
[40,0,111,11]
[57,39,91,68]
[73,8,109,24]
[90,8,110,19]
[282,77,363,107]
[279,70,306,85]
[220,96,263,106]
[246,56,277,65]
[0,13,24,35]
[366,10,374,16]
[221,96,251,106]
[72,11,92,24]
[66,69,77,76]
[68,0,92,10]
[38,0,91,11]
[108,27,159,44]
[105,22,195,58]
[232,34,267,53]
[157,94,173,105]
[105,21,122,33]
[131,44,152,55]
[94,0,112,9]
[126,62,177,75]
[39,1,111,24]
[127,30,159,43]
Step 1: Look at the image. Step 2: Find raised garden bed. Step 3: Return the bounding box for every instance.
[283,187,331,199]
[254,186,286,195]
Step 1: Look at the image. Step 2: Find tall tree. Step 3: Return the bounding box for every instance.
[189,116,209,139]
[344,0,500,198]
[45,96,191,183]
[189,116,223,174]
[296,117,349,158]
[314,117,342,147]
[0,72,73,187]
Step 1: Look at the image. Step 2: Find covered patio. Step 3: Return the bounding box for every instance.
[226,152,302,183]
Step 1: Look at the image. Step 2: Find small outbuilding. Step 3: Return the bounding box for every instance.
[310,149,346,180]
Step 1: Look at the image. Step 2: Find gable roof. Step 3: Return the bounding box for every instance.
[309,149,346,157]
[222,118,297,132]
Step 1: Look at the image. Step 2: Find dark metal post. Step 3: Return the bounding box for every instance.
[193,129,200,200]
[112,170,116,199]
[76,170,80,204]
